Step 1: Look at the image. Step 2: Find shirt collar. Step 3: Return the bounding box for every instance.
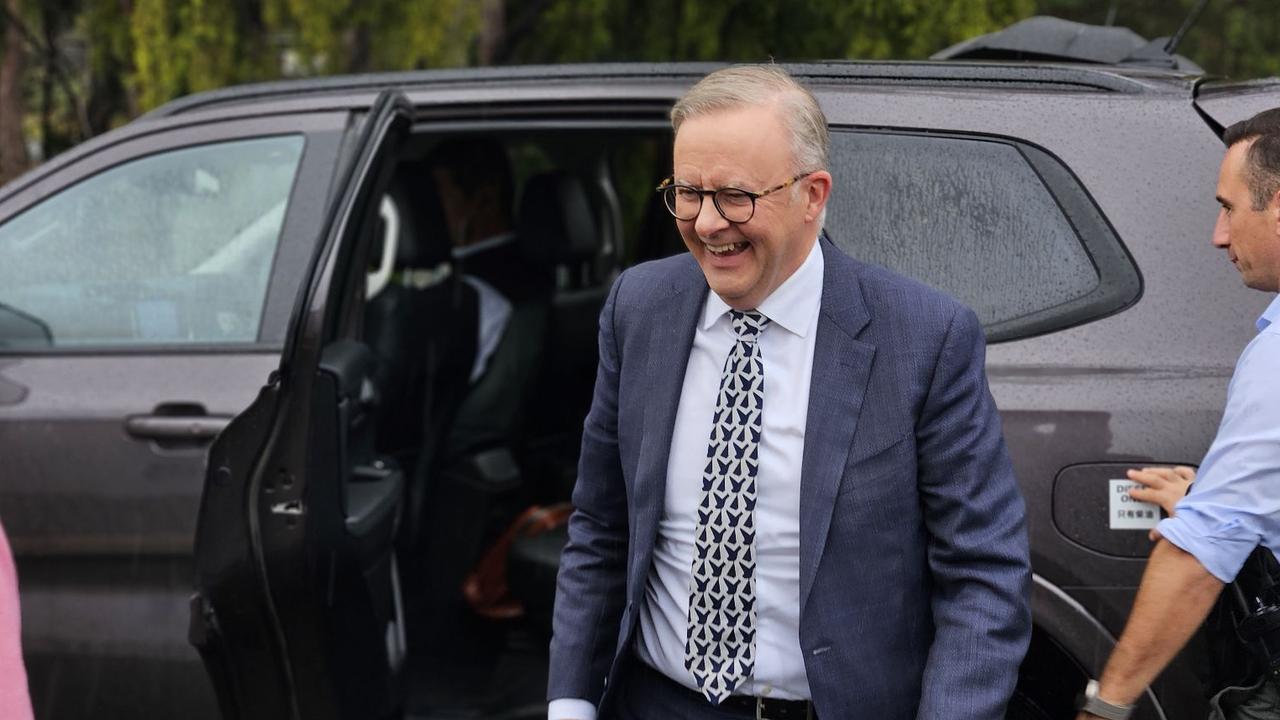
[701,236,824,338]
[1258,294,1280,333]
[453,231,516,259]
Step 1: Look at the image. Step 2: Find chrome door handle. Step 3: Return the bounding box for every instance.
[125,414,231,441]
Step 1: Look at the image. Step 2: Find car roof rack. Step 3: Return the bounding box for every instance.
[933,16,1203,73]
[145,59,1175,120]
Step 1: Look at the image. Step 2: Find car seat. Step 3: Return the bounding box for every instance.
[519,171,608,501]
[439,170,590,461]
[362,159,479,545]
[419,171,603,644]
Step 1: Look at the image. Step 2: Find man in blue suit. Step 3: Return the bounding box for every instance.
[547,64,1031,720]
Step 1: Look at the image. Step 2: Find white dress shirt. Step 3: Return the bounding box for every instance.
[549,237,823,720]
[454,233,515,382]
[459,275,511,382]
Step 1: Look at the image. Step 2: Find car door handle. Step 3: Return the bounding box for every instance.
[125,414,232,441]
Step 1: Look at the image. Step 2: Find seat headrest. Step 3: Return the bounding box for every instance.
[517,171,598,266]
[388,159,452,268]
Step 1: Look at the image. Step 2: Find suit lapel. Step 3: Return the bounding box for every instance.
[799,240,875,614]
[630,259,705,594]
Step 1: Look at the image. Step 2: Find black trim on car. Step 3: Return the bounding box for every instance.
[1000,141,1143,342]
[825,125,1142,343]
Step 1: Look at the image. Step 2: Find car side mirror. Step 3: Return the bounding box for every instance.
[0,302,52,349]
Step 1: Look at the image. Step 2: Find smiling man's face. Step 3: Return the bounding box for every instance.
[673,104,829,310]
[1214,139,1280,292]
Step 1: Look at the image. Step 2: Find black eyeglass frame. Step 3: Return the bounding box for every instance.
[655,172,812,224]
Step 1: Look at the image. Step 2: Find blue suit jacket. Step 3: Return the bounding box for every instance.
[549,238,1031,719]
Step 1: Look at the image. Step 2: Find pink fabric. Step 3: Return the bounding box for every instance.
[0,520,34,720]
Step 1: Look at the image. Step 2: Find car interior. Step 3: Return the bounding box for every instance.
[354,127,680,719]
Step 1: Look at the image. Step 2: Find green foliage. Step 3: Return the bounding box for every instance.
[130,0,264,111]
[7,0,1280,151]
[841,0,1035,59]
[272,0,346,74]
[362,0,482,71]
[129,0,179,111]
[254,0,479,75]
[118,0,487,113]
[79,0,135,130]
[497,0,1033,65]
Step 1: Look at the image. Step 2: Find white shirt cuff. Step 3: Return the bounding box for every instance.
[547,698,597,720]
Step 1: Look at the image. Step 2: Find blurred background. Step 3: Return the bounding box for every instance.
[0,0,1277,185]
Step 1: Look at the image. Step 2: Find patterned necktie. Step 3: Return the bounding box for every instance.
[684,309,768,704]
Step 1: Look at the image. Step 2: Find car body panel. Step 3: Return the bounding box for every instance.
[4,356,272,719]
[1,60,1274,719]
[0,113,349,718]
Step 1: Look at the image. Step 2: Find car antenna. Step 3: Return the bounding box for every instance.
[1164,0,1211,55]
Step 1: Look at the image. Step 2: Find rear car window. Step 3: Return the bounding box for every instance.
[825,130,1138,342]
[0,135,305,349]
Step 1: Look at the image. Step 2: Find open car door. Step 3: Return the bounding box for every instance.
[190,90,413,720]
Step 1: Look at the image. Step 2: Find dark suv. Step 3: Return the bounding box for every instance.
[1,53,1277,720]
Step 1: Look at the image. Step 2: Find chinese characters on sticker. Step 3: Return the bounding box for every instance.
[1108,479,1161,530]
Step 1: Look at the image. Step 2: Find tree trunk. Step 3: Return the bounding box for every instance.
[478,0,505,66]
[347,23,371,74]
[0,0,28,184]
[493,0,553,65]
[40,1,53,161]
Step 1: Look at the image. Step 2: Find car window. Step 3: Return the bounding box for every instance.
[825,130,1137,341]
[0,134,306,349]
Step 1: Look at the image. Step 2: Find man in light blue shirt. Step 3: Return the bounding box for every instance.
[1158,298,1280,583]
[1077,110,1280,720]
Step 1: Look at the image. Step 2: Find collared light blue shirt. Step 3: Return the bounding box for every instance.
[1159,294,1280,583]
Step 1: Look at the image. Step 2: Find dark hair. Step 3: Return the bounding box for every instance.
[1222,108,1280,210]
[425,136,514,212]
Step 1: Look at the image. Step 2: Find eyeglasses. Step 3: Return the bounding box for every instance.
[656,173,811,224]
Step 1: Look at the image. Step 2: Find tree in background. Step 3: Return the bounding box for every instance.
[83,0,135,135]
[0,0,29,185]
[269,0,480,75]
[482,0,1033,65]
[0,0,1278,182]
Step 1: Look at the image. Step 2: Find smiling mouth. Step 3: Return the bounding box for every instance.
[704,241,749,257]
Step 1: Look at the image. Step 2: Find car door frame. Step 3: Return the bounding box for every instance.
[191,90,413,720]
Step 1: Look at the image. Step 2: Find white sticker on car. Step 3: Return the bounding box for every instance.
[1109,479,1160,530]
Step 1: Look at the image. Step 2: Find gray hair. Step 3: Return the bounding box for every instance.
[671,64,830,175]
